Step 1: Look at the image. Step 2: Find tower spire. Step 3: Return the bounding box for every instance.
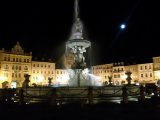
[75,0,79,20]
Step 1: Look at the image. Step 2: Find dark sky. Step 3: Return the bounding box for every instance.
[0,0,160,65]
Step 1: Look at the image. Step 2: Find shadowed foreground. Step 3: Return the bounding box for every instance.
[1,99,160,120]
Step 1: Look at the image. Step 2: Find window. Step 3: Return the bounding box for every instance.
[24,66,28,70]
[41,64,43,67]
[4,57,7,61]
[140,66,143,70]
[12,65,14,70]
[24,59,26,62]
[8,57,10,61]
[19,58,21,62]
[37,70,39,73]
[141,74,143,78]
[57,71,59,74]
[33,70,35,73]
[48,65,50,68]
[150,73,152,77]
[16,58,18,62]
[146,74,148,77]
[37,64,39,67]
[145,66,147,69]
[15,73,17,78]
[12,73,14,77]
[149,66,151,69]
[16,66,18,70]
[48,71,50,74]
[27,59,29,63]
[19,73,21,78]
[13,58,15,62]
[19,66,21,70]
[33,64,35,67]
[118,74,120,78]
[5,65,9,69]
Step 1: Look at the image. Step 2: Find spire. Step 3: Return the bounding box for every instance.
[69,0,84,40]
[75,0,79,20]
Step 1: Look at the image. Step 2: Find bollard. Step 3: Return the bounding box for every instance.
[153,84,158,97]
[50,88,57,106]
[88,87,93,105]
[122,86,128,104]
[19,88,24,105]
[139,85,145,101]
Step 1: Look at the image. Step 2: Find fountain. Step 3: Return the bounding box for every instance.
[64,0,100,87]
[15,0,140,105]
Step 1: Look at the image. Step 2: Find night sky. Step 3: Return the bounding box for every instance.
[0,0,160,66]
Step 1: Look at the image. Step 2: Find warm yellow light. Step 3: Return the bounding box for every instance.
[121,74,127,80]
[37,76,44,83]
[0,76,7,81]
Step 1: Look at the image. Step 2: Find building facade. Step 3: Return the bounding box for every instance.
[1,42,160,88]
[31,61,55,86]
[0,42,32,88]
[0,42,56,88]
